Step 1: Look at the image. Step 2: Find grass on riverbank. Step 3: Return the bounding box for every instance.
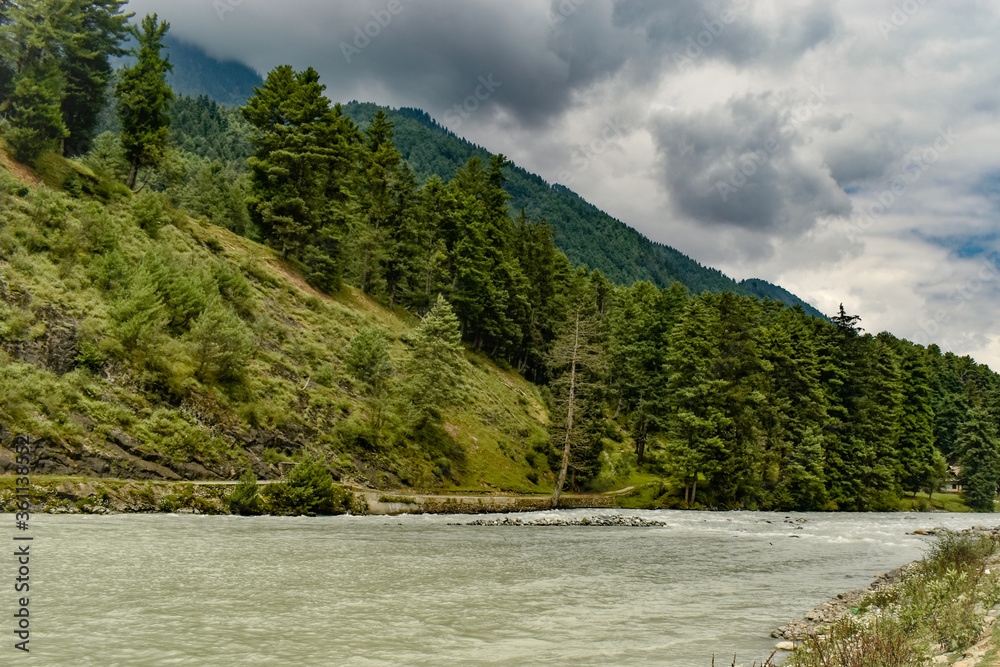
[781,531,1000,666]
[899,491,972,513]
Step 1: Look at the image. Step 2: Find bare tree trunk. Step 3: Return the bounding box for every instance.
[552,310,580,508]
[635,423,646,464]
[425,246,434,298]
[691,477,697,507]
[517,353,527,374]
[126,162,138,190]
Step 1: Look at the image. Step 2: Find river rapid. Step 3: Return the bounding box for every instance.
[20,510,994,665]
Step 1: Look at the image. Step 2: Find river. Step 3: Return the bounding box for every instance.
[20,509,993,665]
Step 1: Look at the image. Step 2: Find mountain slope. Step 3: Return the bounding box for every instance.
[112,37,263,107]
[0,151,551,493]
[342,102,826,318]
[122,40,825,318]
[163,37,262,107]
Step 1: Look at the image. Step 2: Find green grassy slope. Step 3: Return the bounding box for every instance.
[0,149,553,493]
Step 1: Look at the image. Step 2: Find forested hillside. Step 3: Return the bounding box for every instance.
[342,101,826,317]
[160,37,261,107]
[90,30,826,316]
[2,4,1000,512]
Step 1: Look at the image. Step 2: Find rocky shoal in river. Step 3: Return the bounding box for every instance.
[464,514,666,527]
[772,524,1000,644]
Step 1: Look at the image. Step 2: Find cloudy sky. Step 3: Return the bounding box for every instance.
[126,0,1000,368]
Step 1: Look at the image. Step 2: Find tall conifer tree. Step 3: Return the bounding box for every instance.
[115,13,173,189]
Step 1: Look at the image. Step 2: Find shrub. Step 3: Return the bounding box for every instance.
[262,459,349,515]
[227,468,262,515]
[313,362,338,388]
[109,266,166,352]
[212,261,254,313]
[189,299,255,384]
[133,191,168,235]
[791,616,925,667]
[787,532,1000,665]
[74,339,105,371]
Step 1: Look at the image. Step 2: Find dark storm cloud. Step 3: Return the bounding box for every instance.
[610,0,838,70]
[651,94,851,233]
[129,0,838,129]
[823,123,906,187]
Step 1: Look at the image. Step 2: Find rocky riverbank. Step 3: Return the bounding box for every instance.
[771,563,914,641]
[771,525,1000,664]
[465,514,666,527]
[0,477,634,516]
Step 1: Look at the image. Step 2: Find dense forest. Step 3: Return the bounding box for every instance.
[2,3,1000,511]
[340,101,826,317]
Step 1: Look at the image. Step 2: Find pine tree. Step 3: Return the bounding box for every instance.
[663,295,726,507]
[110,265,166,352]
[188,298,255,383]
[445,155,530,360]
[0,0,13,100]
[606,280,686,463]
[853,336,904,509]
[832,303,863,335]
[710,292,768,505]
[819,309,902,510]
[896,345,939,495]
[357,109,403,294]
[957,407,1000,512]
[512,209,571,379]
[60,0,131,155]
[1,58,66,163]
[346,326,394,431]
[381,161,421,307]
[115,13,173,190]
[405,295,465,425]
[758,309,829,510]
[411,175,458,310]
[241,66,359,289]
[0,0,74,163]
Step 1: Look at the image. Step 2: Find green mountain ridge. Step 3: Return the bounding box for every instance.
[111,36,263,108]
[140,37,825,318]
[343,101,827,318]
